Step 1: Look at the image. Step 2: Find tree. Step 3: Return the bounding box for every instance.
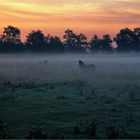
[133,28,140,50]
[114,28,134,51]
[1,25,21,43]
[0,25,22,52]
[76,33,88,52]
[63,29,77,51]
[63,29,88,52]
[90,35,101,51]
[101,34,112,51]
[25,30,46,52]
[44,35,64,52]
[0,35,3,49]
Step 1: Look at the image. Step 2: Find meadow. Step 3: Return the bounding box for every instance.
[0,53,140,139]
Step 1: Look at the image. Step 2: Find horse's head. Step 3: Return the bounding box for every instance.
[79,60,85,66]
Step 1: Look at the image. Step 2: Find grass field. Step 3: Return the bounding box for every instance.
[0,53,140,139]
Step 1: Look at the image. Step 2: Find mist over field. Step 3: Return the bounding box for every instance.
[0,53,140,82]
[0,53,140,139]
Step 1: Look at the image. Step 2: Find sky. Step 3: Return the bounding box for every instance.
[0,0,140,40]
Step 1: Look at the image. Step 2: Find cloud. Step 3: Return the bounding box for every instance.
[0,0,139,40]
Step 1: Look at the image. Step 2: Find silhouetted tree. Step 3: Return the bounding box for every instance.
[114,28,134,51]
[101,34,112,51]
[25,30,46,52]
[90,35,101,51]
[63,29,88,52]
[0,25,140,53]
[44,35,64,52]
[0,37,3,50]
[76,33,89,52]
[1,26,21,43]
[133,28,140,50]
[0,25,23,52]
[63,29,77,51]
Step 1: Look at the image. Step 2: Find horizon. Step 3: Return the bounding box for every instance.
[0,0,140,41]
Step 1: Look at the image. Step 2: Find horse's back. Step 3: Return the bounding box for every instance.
[78,60,96,72]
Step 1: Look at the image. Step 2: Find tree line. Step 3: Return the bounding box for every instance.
[0,25,140,53]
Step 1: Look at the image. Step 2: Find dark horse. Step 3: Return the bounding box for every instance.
[79,60,96,73]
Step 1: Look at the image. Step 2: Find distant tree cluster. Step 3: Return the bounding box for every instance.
[0,25,140,53]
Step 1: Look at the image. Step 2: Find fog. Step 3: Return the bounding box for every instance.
[0,53,140,83]
[0,53,140,139]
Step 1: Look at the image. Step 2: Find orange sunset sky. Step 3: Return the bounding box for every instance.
[0,0,140,40]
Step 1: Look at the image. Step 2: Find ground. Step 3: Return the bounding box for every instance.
[0,53,140,139]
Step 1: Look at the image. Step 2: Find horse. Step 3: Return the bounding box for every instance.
[78,60,95,73]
